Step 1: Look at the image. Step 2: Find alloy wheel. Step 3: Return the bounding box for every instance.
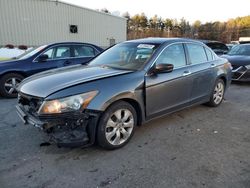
[105,109,134,146]
[4,77,22,94]
[213,82,224,105]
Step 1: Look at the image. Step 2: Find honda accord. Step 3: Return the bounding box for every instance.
[16,38,232,149]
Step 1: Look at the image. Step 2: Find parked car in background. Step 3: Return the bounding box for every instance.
[239,37,250,44]
[222,44,250,81]
[200,40,229,55]
[16,38,232,150]
[0,42,103,97]
[226,44,236,50]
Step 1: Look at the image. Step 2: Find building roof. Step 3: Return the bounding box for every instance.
[43,0,126,20]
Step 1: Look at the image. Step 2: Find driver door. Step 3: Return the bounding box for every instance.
[31,45,73,74]
[145,43,193,118]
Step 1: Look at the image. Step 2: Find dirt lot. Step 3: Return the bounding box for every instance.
[0,83,250,188]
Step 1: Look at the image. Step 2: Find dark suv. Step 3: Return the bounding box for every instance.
[0,42,103,97]
[16,38,232,150]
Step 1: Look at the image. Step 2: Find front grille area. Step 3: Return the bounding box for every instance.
[231,65,249,80]
[232,65,241,70]
[18,94,43,114]
[232,72,243,79]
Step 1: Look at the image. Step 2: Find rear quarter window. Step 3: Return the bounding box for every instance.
[204,47,214,61]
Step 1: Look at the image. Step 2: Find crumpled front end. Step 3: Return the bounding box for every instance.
[16,93,101,147]
[232,65,250,81]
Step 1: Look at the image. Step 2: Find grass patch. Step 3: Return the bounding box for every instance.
[0,57,9,61]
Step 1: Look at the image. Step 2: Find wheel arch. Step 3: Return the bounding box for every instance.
[0,71,27,79]
[101,97,144,126]
[217,74,227,87]
[120,98,143,126]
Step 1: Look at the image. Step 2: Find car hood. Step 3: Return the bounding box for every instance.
[0,59,23,66]
[19,65,133,98]
[221,55,250,66]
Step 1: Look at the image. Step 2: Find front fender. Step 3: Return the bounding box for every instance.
[215,61,232,89]
[96,90,144,111]
[46,71,146,112]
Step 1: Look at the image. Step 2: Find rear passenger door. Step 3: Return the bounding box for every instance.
[71,45,98,65]
[185,43,216,103]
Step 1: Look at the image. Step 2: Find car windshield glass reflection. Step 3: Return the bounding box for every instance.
[228,45,250,56]
[17,45,48,60]
[89,43,159,70]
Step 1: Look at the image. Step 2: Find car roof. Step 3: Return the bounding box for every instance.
[45,42,103,50]
[239,43,250,46]
[125,37,204,45]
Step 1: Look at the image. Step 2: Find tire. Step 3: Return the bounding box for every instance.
[0,73,24,98]
[97,101,137,150]
[206,79,225,107]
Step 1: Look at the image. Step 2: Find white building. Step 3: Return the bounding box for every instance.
[0,0,127,48]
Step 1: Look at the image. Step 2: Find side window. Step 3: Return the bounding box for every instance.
[186,44,207,64]
[74,45,95,57]
[55,46,71,59]
[155,44,186,68]
[219,44,228,51]
[204,47,214,61]
[43,48,54,59]
[207,43,216,50]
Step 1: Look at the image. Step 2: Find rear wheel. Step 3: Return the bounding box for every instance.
[207,79,225,107]
[97,101,137,150]
[0,73,24,98]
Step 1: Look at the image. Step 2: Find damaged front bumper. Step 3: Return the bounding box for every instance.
[232,66,250,81]
[16,104,101,147]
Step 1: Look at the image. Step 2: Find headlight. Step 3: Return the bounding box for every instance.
[38,91,98,114]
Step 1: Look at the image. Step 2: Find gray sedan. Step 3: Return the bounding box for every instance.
[16,38,232,149]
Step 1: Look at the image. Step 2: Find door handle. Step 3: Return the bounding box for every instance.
[183,71,191,76]
[210,63,216,68]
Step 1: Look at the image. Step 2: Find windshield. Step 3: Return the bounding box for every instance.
[17,45,48,60]
[89,43,159,70]
[228,45,250,56]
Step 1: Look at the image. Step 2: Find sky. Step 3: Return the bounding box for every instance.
[62,0,250,23]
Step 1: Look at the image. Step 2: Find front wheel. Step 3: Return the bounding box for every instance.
[0,73,24,98]
[207,79,225,107]
[97,101,137,150]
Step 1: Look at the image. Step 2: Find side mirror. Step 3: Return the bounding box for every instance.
[38,54,49,62]
[154,63,174,74]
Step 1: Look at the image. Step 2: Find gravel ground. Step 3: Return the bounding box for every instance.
[0,83,250,188]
